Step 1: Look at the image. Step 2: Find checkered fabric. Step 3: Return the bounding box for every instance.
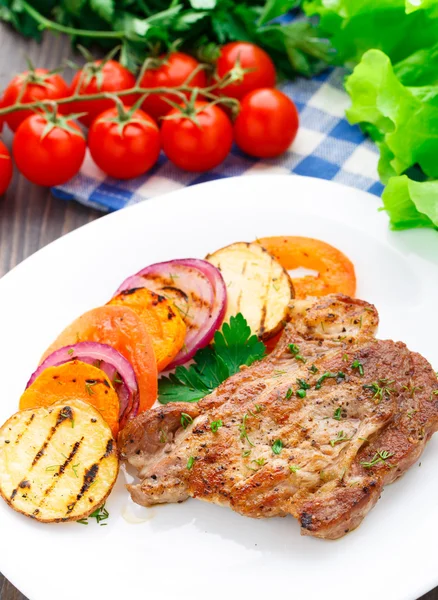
[53,67,383,212]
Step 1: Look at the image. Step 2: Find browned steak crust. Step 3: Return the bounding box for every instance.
[119,295,438,539]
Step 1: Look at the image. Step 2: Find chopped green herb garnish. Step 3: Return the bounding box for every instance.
[273,369,287,377]
[407,410,417,419]
[315,371,345,390]
[72,463,80,478]
[286,388,293,399]
[329,430,350,447]
[239,413,255,447]
[158,314,266,403]
[296,378,310,390]
[254,404,263,413]
[360,450,394,469]
[78,504,109,526]
[272,439,283,454]
[289,465,301,473]
[342,353,349,362]
[252,457,266,467]
[210,419,223,433]
[159,429,167,443]
[296,389,307,398]
[180,413,193,429]
[288,343,307,363]
[402,384,421,397]
[45,465,60,472]
[351,360,364,376]
[333,407,342,421]
[310,364,319,374]
[187,456,195,470]
[90,504,109,524]
[67,348,74,356]
[242,449,252,458]
[85,380,98,396]
[363,379,395,403]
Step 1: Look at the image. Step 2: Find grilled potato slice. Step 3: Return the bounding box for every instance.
[206,241,294,339]
[0,399,119,523]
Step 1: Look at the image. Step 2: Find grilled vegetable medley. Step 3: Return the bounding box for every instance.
[0,236,356,523]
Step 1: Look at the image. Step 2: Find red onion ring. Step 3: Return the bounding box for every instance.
[115,259,227,367]
[27,342,139,424]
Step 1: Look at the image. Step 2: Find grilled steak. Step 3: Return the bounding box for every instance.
[119,295,438,539]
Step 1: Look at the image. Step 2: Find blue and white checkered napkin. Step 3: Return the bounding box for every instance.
[53,67,383,212]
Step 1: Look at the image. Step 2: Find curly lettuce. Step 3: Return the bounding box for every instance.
[304,0,438,64]
[345,49,438,183]
[345,48,438,231]
[382,177,438,230]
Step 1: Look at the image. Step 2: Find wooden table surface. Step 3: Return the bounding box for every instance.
[0,22,436,600]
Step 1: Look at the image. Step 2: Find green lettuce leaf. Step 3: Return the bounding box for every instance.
[382,176,438,230]
[393,42,438,86]
[345,49,438,182]
[304,0,438,64]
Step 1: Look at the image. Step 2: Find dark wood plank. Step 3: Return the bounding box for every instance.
[0,18,437,600]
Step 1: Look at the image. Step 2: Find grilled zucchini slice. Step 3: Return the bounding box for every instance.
[206,241,294,339]
[0,399,119,523]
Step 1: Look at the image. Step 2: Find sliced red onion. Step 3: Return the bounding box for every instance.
[26,342,139,424]
[115,259,227,367]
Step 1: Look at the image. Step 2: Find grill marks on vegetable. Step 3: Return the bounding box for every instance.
[31,407,73,466]
[14,413,35,444]
[7,406,116,514]
[9,407,75,503]
[40,437,84,500]
[64,438,115,515]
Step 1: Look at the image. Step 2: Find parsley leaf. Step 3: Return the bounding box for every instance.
[3,1,332,78]
[158,314,266,404]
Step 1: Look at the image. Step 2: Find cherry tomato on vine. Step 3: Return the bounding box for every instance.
[68,60,136,127]
[0,140,12,195]
[88,106,161,179]
[161,101,233,172]
[13,113,86,186]
[234,88,299,158]
[2,69,69,132]
[216,42,276,100]
[139,52,207,122]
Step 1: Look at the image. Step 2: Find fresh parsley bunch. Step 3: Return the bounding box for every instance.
[0,0,333,77]
[158,313,266,403]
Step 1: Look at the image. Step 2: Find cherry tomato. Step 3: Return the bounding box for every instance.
[13,114,86,186]
[161,101,233,172]
[234,89,299,158]
[216,42,276,100]
[88,107,161,179]
[68,60,136,127]
[139,52,207,122]
[0,140,12,195]
[2,69,69,132]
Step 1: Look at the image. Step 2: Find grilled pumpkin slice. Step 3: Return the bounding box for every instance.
[206,241,294,339]
[0,399,119,523]
[19,360,120,437]
[108,287,186,372]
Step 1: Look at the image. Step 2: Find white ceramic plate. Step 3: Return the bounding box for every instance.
[1,175,437,600]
